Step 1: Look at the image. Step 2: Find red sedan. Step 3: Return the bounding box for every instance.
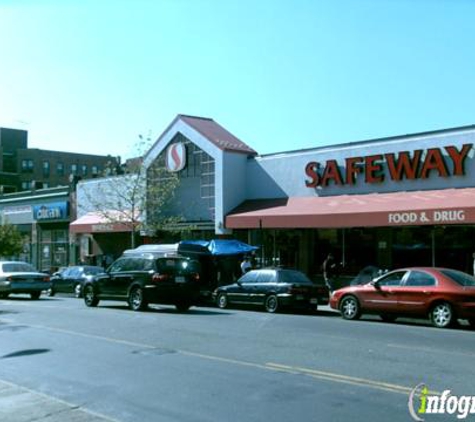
[329,267,475,328]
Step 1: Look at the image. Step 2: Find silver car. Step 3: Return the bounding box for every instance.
[0,261,51,300]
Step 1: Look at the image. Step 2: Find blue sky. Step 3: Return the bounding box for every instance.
[0,0,474,160]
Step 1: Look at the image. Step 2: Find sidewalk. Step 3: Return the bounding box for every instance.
[0,380,115,422]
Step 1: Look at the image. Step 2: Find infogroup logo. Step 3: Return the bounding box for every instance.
[408,383,475,420]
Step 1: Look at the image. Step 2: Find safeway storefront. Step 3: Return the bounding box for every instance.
[224,125,475,278]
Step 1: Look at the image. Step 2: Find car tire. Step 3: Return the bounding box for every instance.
[340,295,361,320]
[467,319,475,329]
[30,292,41,300]
[74,284,82,298]
[264,294,279,313]
[430,302,454,328]
[46,287,55,297]
[380,314,397,323]
[84,285,99,307]
[217,293,228,309]
[0,293,9,299]
[128,287,147,311]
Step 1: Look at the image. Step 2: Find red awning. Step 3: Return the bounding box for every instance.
[226,188,475,229]
[70,212,133,234]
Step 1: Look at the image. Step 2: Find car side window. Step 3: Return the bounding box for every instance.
[109,259,129,273]
[405,271,436,287]
[377,271,407,287]
[239,272,258,284]
[256,271,275,283]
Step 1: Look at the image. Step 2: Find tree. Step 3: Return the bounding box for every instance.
[0,222,24,258]
[77,133,181,249]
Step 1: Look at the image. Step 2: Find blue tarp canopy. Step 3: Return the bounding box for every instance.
[178,239,258,256]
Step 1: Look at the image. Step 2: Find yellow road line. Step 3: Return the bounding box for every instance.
[11,323,435,397]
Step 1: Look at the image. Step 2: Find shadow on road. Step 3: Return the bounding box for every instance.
[1,348,50,359]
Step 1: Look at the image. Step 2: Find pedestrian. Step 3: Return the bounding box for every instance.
[240,256,252,274]
[323,253,337,292]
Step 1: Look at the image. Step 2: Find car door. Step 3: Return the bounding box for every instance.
[229,271,258,304]
[55,268,72,293]
[397,270,437,315]
[359,270,407,313]
[253,270,276,304]
[101,258,133,298]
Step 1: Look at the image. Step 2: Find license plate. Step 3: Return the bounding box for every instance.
[175,276,186,283]
[310,298,318,304]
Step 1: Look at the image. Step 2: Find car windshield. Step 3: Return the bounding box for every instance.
[2,262,38,273]
[279,270,313,284]
[441,269,475,286]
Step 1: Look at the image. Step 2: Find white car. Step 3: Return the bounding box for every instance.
[0,261,51,300]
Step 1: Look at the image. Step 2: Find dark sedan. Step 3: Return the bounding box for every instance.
[214,268,325,313]
[48,265,104,297]
[330,267,475,328]
[0,261,51,299]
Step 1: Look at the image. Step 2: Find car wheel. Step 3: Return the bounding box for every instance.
[84,285,99,307]
[467,319,475,329]
[0,293,9,299]
[430,302,454,328]
[74,284,82,298]
[380,314,397,323]
[45,287,55,297]
[217,293,228,309]
[176,303,191,312]
[128,287,147,311]
[30,292,41,300]
[340,295,361,320]
[264,294,279,313]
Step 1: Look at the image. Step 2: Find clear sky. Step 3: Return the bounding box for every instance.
[0,0,474,160]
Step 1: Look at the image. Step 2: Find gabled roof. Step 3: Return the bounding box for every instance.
[170,115,257,155]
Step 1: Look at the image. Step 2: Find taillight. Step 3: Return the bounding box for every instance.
[191,273,200,282]
[152,273,169,283]
[43,276,50,282]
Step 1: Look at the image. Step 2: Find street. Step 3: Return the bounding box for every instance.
[0,295,474,422]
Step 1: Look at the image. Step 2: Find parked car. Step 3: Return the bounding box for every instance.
[330,267,475,328]
[82,252,201,312]
[0,261,51,300]
[213,268,326,313]
[48,265,104,297]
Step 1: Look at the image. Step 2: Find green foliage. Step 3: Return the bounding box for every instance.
[0,223,24,258]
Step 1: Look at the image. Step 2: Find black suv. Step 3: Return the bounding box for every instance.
[83,253,201,312]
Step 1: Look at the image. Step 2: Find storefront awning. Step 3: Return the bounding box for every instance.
[70,212,134,234]
[226,188,475,229]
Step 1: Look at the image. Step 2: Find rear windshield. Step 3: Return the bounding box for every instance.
[441,269,475,287]
[3,263,37,273]
[279,270,313,284]
[156,258,194,274]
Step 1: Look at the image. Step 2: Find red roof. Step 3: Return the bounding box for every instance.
[226,188,475,229]
[177,115,257,155]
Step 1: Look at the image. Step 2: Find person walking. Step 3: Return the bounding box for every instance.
[240,256,252,274]
[323,253,337,292]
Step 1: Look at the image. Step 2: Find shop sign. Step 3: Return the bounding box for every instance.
[165,142,187,172]
[305,144,472,188]
[388,210,466,225]
[33,202,68,221]
[3,205,32,215]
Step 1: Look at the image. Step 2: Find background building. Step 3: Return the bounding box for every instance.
[0,127,118,193]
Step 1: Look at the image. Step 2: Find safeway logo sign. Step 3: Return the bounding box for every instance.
[166,143,186,172]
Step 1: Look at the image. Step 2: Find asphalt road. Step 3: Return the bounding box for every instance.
[0,295,474,422]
